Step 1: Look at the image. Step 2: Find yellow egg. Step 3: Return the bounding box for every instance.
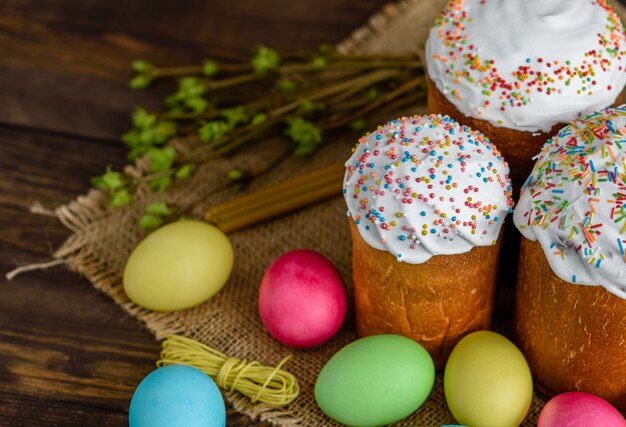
[444,331,533,427]
[123,220,233,311]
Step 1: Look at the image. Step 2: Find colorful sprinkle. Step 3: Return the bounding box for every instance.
[344,114,514,264]
[514,107,626,298]
[427,0,626,131]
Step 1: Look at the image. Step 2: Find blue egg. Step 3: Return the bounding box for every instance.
[129,365,226,427]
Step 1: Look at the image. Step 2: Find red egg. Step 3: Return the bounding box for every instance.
[258,249,347,348]
[538,392,626,427]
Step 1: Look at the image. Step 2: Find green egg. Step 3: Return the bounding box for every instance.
[315,334,435,427]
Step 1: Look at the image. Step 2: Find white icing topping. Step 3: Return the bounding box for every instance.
[343,114,513,264]
[426,0,626,132]
[514,106,626,298]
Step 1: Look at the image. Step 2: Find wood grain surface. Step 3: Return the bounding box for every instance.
[0,1,387,424]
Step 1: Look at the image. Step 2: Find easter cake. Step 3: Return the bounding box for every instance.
[425,0,626,189]
[513,106,626,412]
[343,114,513,370]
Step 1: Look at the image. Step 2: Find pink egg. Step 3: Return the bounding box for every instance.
[258,249,347,348]
[538,392,626,427]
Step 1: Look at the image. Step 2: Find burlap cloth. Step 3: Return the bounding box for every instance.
[39,0,626,425]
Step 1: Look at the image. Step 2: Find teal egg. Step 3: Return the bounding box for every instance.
[129,365,226,427]
[315,334,435,426]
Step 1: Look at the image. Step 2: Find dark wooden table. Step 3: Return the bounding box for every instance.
[0,1,387,424]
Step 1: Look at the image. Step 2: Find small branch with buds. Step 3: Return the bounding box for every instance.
[92,44,426,231]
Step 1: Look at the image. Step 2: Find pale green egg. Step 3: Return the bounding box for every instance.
[123,220,233,311]
[444,331,533,427]
[315,334,435,427]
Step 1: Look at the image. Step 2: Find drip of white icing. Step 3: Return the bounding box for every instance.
[514,106,626,298]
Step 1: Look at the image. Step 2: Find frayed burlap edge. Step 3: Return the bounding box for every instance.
[21,137,349,426]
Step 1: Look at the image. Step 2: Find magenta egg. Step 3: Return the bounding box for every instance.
[538,392,626,427]
[258,249,347,348]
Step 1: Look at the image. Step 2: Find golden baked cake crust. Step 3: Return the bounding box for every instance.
[351,220,500,371]
[514,238,626,412]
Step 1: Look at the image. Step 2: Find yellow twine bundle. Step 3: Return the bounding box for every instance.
[157,335,300,406]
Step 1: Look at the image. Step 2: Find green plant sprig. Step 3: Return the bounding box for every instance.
[94,44,426,221]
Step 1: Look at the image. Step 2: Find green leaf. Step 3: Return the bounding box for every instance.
[127,145,150,161]
[139,213,163,230]
[318,43,333,54]
[136,120,177,146]
[366,88,379,100]
[199,121,230,143]
[148,146,176,172]
[130,75,152,89]
[278,79,296,92]
[125,116,175,149]
[165,94,178,109]
[202,60,219,77]
[312,56,327,69]
[350,118,367,131]
[91,176,105,189]
[129,60,154,89]
[251,113,267,125]
[145,201,173,217]
[167,105,184,114]
[132,108,157,129]
[92,167,125,191]
[285,117,322,155]
[138,127,159,146]
[166,78,208,113]
[251,45,280,74]
[221,106,249,127]
[154,121,177,143]
[299,99,325,113]
[132,60,153,74]
[179,77,206,98]
[147,176,172,192]
[227,168,246,181]
[185,97,208,114]
[109,188,133,208]
[175,164,196,179]
[121,129,141,148]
